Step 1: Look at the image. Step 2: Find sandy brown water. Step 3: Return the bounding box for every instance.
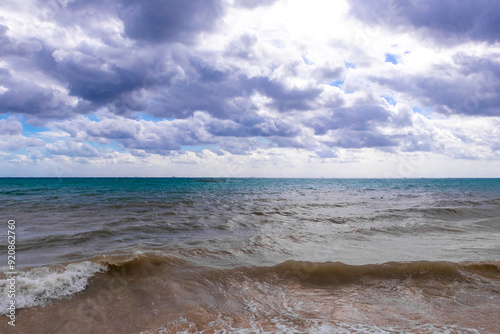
[2,254,499,333]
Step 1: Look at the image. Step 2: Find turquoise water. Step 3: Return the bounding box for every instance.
[1,178,500,267]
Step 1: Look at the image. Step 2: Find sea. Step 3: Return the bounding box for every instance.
[1,178,499,333]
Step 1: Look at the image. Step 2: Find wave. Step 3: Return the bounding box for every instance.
[3,252,499,312]
[84,254,500,295]
[269,259,500,285]
[195,179,226,183]
[19,229,118,250]
[0,261,106,313]
[1,253,498,333]
[367,206,495,222]
[0,253,192,314]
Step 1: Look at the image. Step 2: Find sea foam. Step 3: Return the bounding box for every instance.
[0,261,106,313]
[140,317,482,334]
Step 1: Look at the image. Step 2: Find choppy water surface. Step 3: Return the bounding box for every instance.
[1,178,499,333]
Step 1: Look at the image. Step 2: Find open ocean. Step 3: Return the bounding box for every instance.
[1,178,499,333]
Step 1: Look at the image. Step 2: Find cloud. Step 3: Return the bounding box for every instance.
[1,0,500,176]
[0,135,45,151]
[136,56,324,120]
[0,25,14,56]
[246,76,323,112]
[52,112,298,155]
[0,117,22,135]
[205,114,300,138]
[53,113,215,154]
[0,73,74,120]
[348,0,500,43]
[117,0,224,43]
[1,0,324,124]
[224,33,259,59]
[51,49,145,104]
[306,105,406,135]
[235,0,279,9]
[46,140,100,158]
[42,0,224,44]
[370,55,500,116]
[0,24,43,57]
[323,130,399,149]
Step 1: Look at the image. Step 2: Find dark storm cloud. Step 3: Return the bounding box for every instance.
[47,0,224,44]
[307,105,396,135]
[0,25,13,56]
[371,59,500,116]
[144,78,238,119]
[303,105,411,149]
[117,0,224,43]
[0,26,74,121]
[152,74,322,118]
[0,25,44,58]
[348,0,500,43]
[205,114,299,138]
[190,57,229,83]
[0,0,225,121]
[247,76,322,112]
[1,0,321,127]
[143,57,323,119]
[51,50,145,104]
[0,72,73,120]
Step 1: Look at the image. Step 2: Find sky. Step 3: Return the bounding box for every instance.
[0,0,499,177]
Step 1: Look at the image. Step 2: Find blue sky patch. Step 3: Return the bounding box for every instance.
[23,123,51,136]
[135,113,173,122]
[385,54,399,65]
[302,55,313,65]
[257,137,272,144]
[382,96,397,106]
[329,80,344,88]
[86,114,100,122]
[412,106,433,118]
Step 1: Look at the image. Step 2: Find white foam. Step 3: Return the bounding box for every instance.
[140,317,482,334]
[0,261,106,313]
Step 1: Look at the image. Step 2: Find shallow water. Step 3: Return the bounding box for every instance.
[1,178,499,333]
